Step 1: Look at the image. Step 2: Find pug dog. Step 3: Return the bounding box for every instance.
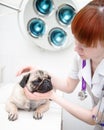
[5,70,53,121]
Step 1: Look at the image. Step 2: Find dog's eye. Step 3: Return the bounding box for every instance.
[48,76,51,79]
[37,77,42,82]
[32,78,42,86]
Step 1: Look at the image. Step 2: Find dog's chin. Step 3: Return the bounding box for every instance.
[27,87,49,93]
[27,85,52,93]
[26,85,42,93]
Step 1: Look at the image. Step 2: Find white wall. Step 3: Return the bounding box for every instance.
[0,0,94,130]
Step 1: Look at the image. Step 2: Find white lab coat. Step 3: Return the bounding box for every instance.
[69,53,104,130]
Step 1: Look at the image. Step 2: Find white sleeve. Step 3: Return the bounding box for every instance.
[95,96,104,125]
[96,81,104,113]
[68,53,81,79]
[99,97,104,112]
[92,87,104,125]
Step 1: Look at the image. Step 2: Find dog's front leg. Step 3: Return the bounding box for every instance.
[33,101,50,120]
[6,102,18,121]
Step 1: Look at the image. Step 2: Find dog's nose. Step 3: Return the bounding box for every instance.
[39,79,53,93]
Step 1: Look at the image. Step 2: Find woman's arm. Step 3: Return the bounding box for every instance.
[51,92,97,125]
[51,76,79,93]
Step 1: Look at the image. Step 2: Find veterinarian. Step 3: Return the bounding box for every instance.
[17,0,104,129]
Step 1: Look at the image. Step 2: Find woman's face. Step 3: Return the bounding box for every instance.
[74,40,104,60]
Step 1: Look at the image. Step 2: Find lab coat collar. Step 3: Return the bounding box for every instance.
[97,59,104,76]
[92,59,104,84]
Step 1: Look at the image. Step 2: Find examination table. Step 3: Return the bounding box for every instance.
[0,83,62,130]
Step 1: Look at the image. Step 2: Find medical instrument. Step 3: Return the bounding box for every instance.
[78,60,87,100]
[0,0,78,51]
[92,86,104,127]
[18,0,77,51]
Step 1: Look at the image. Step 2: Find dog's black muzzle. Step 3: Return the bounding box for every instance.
[32,79,53,93]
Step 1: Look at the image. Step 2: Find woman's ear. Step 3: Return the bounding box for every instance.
[19,73,30,88]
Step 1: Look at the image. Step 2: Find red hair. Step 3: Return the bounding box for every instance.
[71,0,104,47]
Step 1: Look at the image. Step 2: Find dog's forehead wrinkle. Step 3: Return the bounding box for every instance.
[37,70,48,76]
[38,70,44,74]
[29,71,50,82]
[30,73,38,79]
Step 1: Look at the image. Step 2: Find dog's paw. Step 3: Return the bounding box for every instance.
[8,112,18,121]
[33,111,43,120]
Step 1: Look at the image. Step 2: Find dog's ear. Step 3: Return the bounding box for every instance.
[19,73,30,88]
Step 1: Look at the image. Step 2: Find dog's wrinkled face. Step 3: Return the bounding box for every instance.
[19,70,53,93]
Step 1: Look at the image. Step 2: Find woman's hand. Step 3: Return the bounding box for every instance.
[24,87,54,101]
[16,66,37,76]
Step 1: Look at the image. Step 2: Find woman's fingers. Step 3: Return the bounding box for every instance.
[16,66,35,76]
